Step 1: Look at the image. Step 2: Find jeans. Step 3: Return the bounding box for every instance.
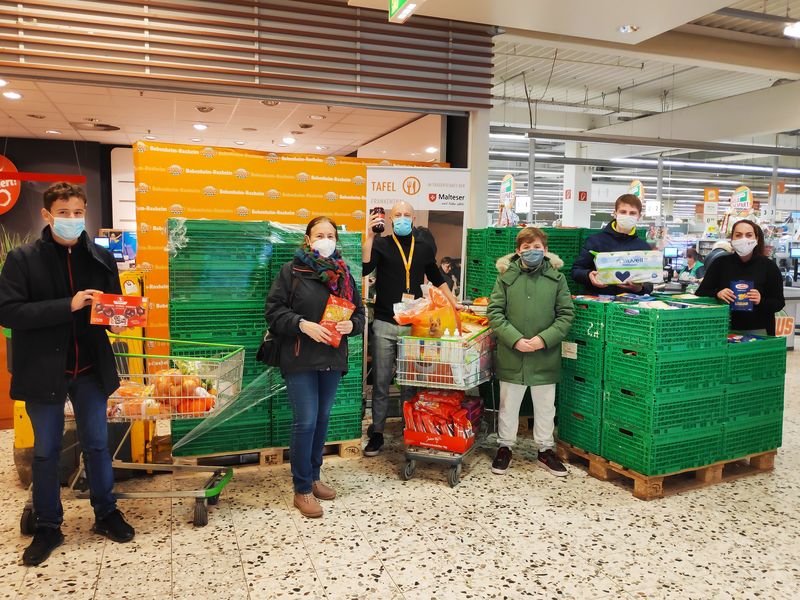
[497,382,557,451]
[284,370,342,494]
[26,374,116,529]
[370,319,414,433]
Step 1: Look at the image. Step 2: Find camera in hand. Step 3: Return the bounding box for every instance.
[370,206,385,234]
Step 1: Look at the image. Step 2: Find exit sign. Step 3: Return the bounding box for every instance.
[389,0,427,23]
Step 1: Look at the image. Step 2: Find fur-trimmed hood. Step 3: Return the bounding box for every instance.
[495,251,564,274]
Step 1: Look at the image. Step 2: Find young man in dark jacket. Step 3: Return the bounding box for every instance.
[571,194,653,296]
[0,182,134,566]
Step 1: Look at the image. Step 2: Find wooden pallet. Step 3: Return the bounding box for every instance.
[556,441,776,501]
[173,439,362,467]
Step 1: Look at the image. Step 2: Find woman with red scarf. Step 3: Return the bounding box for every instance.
[266,216,365,518]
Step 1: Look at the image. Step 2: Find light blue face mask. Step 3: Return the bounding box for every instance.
[393,216,412,236]
[520,248,545,268]
[52,216,85,241]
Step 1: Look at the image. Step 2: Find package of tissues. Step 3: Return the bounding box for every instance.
[594,250,663,285]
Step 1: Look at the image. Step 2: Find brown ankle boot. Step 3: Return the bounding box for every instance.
[312,480,336,500]
[293,492,323,518]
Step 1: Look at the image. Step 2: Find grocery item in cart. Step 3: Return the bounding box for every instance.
[403,394,478,453]
[393,286,460,338]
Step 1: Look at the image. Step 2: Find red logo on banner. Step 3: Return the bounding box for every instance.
[578,191,588,202]
[564,189,572,200]
[0,154,21,215]
[428,193,437,203]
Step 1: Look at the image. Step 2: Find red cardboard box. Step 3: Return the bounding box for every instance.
[90,294,149,328]
[403,428,475,454]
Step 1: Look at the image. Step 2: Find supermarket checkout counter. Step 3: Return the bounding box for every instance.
[782,286,800,350]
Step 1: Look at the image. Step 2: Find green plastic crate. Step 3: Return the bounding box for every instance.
[561,335,604,380]
[603,386,725,435]
[272,409,362,446]
[568,299,608,341]
[540,228,583,260]
[601,421,723,476]
[169,302,266,340]
[169,267,271,304]
[557,400,602,455]
[605,302,729,352]
[604,344,726,396]
[725,335,787,384]
[725,377,785,422]
[558,372,603,416]
[721,416,783,460]
[171,399,271,457]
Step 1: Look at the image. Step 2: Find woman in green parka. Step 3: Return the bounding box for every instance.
[487,227,574,477]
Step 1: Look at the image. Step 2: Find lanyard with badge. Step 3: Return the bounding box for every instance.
[392,233,415,301]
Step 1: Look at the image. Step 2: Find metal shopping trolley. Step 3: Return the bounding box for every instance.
[395,327,494,487]
[19,336,245,532]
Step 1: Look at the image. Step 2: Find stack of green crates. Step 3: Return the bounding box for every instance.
[557,298,607,454]
[722,334,786,460]
[601,302,730,475]
[168,219,272,386]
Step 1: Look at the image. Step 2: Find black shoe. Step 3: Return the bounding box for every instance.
[363,433,384,457]
[22,527,64,566]
[491,446,512,475]
[538,449,568,477]
[93,509,135,543]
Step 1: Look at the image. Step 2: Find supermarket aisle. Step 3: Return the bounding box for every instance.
[1,353,799,600]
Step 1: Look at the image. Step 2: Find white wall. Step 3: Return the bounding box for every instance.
[111,147,136,230]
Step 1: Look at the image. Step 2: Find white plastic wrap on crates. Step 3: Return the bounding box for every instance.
[396,327,494,390]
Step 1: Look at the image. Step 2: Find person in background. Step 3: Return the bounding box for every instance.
[678,248,705,282]
[703,240,733,272]
[0,182,134,566]
[362,201,458,456]
[487,227,574,477]
[265,216,365,518]
[439,256,456,291]
[696,220,784,335]
[572,194,653,295]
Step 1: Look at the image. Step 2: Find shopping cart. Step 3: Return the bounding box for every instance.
[395,327,494,487]
[19,336,245,531]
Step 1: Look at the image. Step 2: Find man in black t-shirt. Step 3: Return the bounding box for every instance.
[362,201,457,456]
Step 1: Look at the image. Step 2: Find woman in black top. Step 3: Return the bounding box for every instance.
[696,220,785,335]
[265,216,365,519]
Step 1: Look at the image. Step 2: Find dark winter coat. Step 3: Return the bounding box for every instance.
[265,257,365,375]
[571,222,653,295]
[0,228,122,404]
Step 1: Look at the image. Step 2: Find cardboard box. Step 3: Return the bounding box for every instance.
[90,293,149,328]
[595,250,663,285]
[403,428,475,454]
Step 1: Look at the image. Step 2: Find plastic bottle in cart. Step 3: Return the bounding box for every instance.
[446,329,464,386]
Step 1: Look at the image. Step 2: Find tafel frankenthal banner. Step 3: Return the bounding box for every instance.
[366,167,470,212]
[133,141,445,355]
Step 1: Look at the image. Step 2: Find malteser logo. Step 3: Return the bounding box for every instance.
[267,189,281,200]
[202,185,218,197]
[169,203,184,215]
[235,206,249,216]
[235,168,249,179]
[352,210,365,220]
[201,147,217,158]
[139,223,150,233]
[134,142,148,153]
[296,172,309,182]
[352,176,365,186]
[403,177,421,196]
[380,160,391,166]
[428,193,437,203]
[267,153,279,163]
[167,164,183,176]
[325,156,337,167]
[137,183,150,194]
[325,191,338,202]
[296,208,310,218]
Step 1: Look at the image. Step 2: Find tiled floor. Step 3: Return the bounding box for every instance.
[2,353,800,599]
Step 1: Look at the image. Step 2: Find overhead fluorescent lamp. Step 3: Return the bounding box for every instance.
[785,22,800,39]
[389,0,427,23]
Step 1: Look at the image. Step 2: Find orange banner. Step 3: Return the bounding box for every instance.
[133,141,443,356]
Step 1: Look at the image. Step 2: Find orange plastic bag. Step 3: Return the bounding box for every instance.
[394,286,460,338]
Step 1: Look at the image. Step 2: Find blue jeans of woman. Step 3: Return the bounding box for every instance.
[25,374,117,529]
[284,370,342,493]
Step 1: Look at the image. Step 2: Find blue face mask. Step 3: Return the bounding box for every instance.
[52,216,85,241]
[520,248,545,268]
[393,216,412,236]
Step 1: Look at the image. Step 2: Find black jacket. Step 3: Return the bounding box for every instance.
[0,228,122,403]
[696,253,785,335]
[572,222,654,295]
[265,258,365,375]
